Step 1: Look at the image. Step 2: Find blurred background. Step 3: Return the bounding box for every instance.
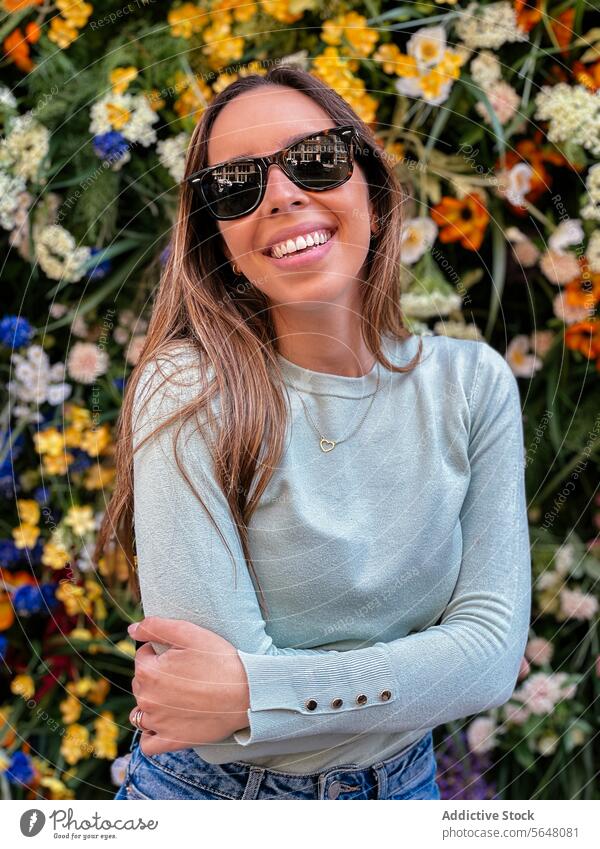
[0,0,598,801]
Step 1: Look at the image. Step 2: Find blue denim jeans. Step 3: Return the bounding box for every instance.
[113,729,440,800]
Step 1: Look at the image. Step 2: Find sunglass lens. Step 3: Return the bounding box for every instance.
[285,132,352,190]
[200,160,262,219]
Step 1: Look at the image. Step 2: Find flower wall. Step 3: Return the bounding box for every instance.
[0,0,598,800]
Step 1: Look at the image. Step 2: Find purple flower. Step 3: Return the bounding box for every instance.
[435,729,497,800]
[88,247,112,280]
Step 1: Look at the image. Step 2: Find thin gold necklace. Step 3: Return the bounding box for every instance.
[288,364,381,453]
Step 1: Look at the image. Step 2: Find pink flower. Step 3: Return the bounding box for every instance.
[559,587,599,621]
[466,716,498,754]
[506,335,543,378]
[476,81,520,125]
[525,636,554,666]
[66,342,109,384]
[553,291,594,325]
[514,672,562,715]
[539,249,581,285]
[502,701,529,726]
[529,330,554,358]
[125,333,147,366]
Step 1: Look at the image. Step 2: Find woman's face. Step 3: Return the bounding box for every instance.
[207,86,376,312]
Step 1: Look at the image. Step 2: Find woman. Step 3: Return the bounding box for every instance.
[97,65,531,800]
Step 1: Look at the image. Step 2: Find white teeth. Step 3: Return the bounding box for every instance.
[270,229,334,258]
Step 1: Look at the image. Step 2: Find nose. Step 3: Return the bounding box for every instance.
[261,162,309,215]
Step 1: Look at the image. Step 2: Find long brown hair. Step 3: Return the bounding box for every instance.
[94,65,424,619]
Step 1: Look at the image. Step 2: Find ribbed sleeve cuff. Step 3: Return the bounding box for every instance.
[232,645,399,746]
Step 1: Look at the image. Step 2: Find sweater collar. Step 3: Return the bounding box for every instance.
[274,334,403,399]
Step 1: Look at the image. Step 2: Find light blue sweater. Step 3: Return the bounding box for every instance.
[131,332,531,774]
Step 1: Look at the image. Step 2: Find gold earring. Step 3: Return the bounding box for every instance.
[232,262,240,275]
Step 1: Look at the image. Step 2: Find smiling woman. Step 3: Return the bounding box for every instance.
[95,65,531,801]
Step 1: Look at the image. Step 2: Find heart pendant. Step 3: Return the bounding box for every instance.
[320,438,336,452]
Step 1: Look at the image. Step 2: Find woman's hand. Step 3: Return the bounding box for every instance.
[127,616,251,757]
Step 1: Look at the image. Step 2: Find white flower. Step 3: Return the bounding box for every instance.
[470,50,502,88]
[407,25,447,71]
[497,163,533,207]
[537,734,559,756]
[549,219,584,253]
[8,345,72,422]
[535,84,600,158]
[89,92,159,147]
[156,133,191,184]
[581,163,600,221]
[0,112,50,182]
[455,2,529,50]
[466,716,498,753]
[432,320,484,340]
[400,217,438,265]
[0,85,17,108]
[585,228,600,272]
[401,289,462,319]
[0,169,27,230]
[505,335,543,378]
[35,224,91,282]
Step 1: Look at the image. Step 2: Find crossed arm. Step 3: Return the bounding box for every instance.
[131,341,531,749]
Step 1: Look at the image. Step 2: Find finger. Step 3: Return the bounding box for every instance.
[128,616,210,648]
[139,730,193,757]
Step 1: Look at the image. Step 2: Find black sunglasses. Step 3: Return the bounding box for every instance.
[185,125,362,221]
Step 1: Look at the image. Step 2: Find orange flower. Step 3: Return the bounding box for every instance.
[0,592,15,631]
[430,193,490,251]
[497,129,583,216]
[573,60,600,92]
[513,0,543,33]
[3,0,43,10]
[552,7,575,56]
[3,27,33,72]
[563,272,600,315]
[564,319,600,367]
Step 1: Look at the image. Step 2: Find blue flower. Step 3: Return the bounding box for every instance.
[112,376,126,392]
[0,635,8,661]
[0,316,34,348]
[12,585,44,616]
[41,583,58,609]
[6,751,35,785]
[0,538,22,568]
[33,486,50,506]
[93,131,129,162]
[88,247,112,280]
[70,448,93,473]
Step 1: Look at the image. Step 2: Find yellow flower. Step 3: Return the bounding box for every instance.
[232,0,257,22]
[83,464,116,491]
[105,102,131,131]
[59,694,82,725]
[259,0,304,24]
[144,89,166,111]
[64,505,96,536]
[55,583,91,617]
[168,3,205,39]
[321,12,379,58]
[79,423,112,457]
[41,539,71,571]
[88,677,110,706]
[39,776,75,800]
[67,677,94,698]
[13,523,40,549]
[436,50,464,79]
[48,17,79,49]
[110,66,138,96]
[65,404,91,430]
[57,0,93,28]
[202,21,245,69]
[116,638,137,658]
[17,499,40,525]
[69,627,93,642]
[393,53,419,78]
[34,427,64,457]
[11,674,35,700]
[43,453,72,475]
[60,723,91,766]
[373,43,405,75]
[63,425,83,450]
[92,711,118,759]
